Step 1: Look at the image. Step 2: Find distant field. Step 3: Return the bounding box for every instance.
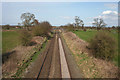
[2,31,20,54]
[72,29,119,66]
[73,30,118,42]
[73,30,97,42]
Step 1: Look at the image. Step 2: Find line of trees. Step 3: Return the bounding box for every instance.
[60,16,119,32]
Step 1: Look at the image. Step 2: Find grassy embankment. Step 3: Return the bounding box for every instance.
[13,39,48,78]
[2,31,20,54]
[72,29,119,67]
[2,30,49,78]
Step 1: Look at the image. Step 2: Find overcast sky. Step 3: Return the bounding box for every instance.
[1,2,118,26]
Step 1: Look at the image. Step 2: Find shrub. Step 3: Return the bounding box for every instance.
[65,24,74,31]
[83,28,87,32]
[19,30,32,46]
[32,26,43,36]
[3,25,10,30]
[32,21,52,37]
[89,31,116,60]
[67,26,74,31]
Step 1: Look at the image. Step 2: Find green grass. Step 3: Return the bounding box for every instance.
[109,30,119,67]
[73,30,118,42]
[2,31,20,54]
[73,30,97,42]
[72,29,119,67]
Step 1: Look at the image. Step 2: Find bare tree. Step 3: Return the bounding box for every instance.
[73,23,76,27]
[21,12,35,30]
[81,20,84,27]
[75,16,80,27]
[92,18,107,30]
[75,16,84,27]
[31,19,39,26]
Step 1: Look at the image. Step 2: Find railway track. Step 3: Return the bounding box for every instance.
[25,31,82,79]
[36,33,61,79]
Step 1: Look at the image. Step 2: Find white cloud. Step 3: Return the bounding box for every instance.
[102,10,118,15]
[94,10,118,26]
[101,10,118,20]
[104,3,118,9]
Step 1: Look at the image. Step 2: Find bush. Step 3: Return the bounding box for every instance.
[67,26,74,31]
[19,30,32,46]
[64,24,74,31]
[32,26,43,36]
[89,31,116,60]
[32,21,52,37]
[3,25,10,30]
[83,28,87,32]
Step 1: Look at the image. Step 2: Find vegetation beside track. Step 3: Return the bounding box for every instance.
[12,38,48,78]
[62,31,119,78]
[72,30,119,67]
